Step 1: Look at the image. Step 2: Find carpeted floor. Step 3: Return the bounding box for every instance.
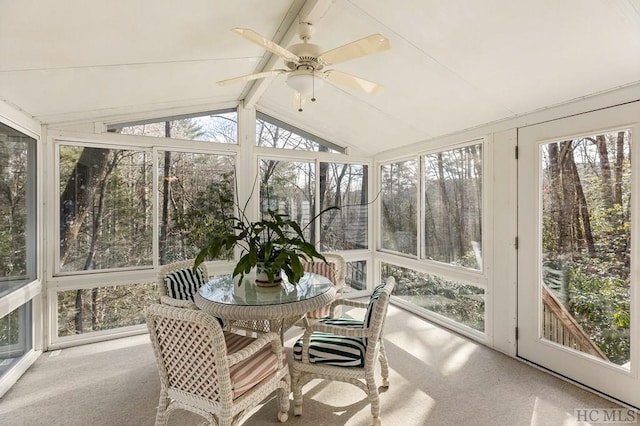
[0,304,624,425]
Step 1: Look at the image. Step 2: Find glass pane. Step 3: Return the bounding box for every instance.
[59,145,153,272]
[259,159,316,241]
[0,123,36,297]
[113,111,238,144]
[345,260,367,293]
[382,262,485,331]
[540,130,631,367]
[256,117,339,152]
[423,143,483,270]
[320,163,368,250]
[0,302,32,379]
[380,160,417,255]
[57,282,155,337]
[158,151,235,264]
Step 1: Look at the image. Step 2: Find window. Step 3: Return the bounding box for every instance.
[319,163,368,250]
[256,113,343,153]
[58,145,154,272]
[382,262,484,332]
[55,145,237,337]
[57,283,155,336]
[109,111,238,144]
[260,159,315,241]
[423,142,483,270]
[0,303,32,377]
[158,151,235,264]
[0,123,36,297]
[379,141,485,332]
[345,260,367,292]
[540,130,631,365]
[380,160,417,255]
[0,122,36,386]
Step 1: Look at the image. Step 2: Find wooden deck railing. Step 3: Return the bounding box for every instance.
[541,284,608,360]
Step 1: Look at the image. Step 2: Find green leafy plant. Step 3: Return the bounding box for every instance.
[194,196,337,286]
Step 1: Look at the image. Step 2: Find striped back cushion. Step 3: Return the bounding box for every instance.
[293,318,366,367]
[304,261,337,319]
[363,283,386,345]
[164,267,206,301]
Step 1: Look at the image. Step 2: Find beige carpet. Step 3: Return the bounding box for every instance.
[0,304,624,426]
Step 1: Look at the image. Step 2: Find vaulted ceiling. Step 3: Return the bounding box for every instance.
[1,0,639,155]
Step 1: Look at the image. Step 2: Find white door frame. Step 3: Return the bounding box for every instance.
[517,101,640,408]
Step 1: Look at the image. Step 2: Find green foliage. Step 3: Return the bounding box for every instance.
[541,132,632,365]
[0,308,20,345]
[382,263,484,331]
[566,264,630,365]
[195,206,338,285]
[171,171,235,262]
[57,283,157,336]
[0,140,29,277]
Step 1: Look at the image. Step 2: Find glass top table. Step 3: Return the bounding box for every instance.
[194,272,336,321]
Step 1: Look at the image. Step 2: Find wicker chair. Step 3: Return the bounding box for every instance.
[302,253,346,321]
[146,304,290,425]
[158,260,272,334]
[157,259,207,309]
[291,276,395,426]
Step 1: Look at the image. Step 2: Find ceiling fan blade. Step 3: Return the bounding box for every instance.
[319,34,390,66]
[232,28,300,63]
[217,69,288,86]
[323,70,384,95]
[292,91,307,112]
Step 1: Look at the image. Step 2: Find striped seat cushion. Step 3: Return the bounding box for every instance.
[164,267,205,301]
[225,333,283,399]
[304,262,337,319]
[293,318,366,367]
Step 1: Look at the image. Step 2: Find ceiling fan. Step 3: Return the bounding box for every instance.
[218,22,390,111]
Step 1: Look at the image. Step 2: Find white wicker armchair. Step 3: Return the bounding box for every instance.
[302,253,346,320]
[291,276,395,426]
[146,304,291,425]
[158,259,273,335]
[157,259,207,309]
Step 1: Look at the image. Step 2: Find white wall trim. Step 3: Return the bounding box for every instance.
[0,100,40,139]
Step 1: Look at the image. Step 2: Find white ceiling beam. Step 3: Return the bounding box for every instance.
[243,0,335,108]
[299,0,335,25]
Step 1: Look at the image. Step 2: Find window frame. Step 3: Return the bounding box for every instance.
[106,108,239,145]
[45,108,372,347]
[375,136,492,339]
[377,157,420,258]
[47,130,241,347]
[256,112,347,153]
[0,116,41,398]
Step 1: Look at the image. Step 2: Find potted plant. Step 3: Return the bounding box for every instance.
[194,200,337,287]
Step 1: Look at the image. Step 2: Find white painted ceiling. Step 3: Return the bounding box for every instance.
[1,0,639,155]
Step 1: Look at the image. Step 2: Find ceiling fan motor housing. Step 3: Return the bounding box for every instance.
[286,43,324,71]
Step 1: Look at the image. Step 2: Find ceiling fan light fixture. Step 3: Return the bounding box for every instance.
[286,70,324,97]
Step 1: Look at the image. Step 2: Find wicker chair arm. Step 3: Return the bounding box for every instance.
[331,298,368,309]
[328,298,368,317]
[160,295,198,310]
[306,322,372,338]
[227,331,283,367]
